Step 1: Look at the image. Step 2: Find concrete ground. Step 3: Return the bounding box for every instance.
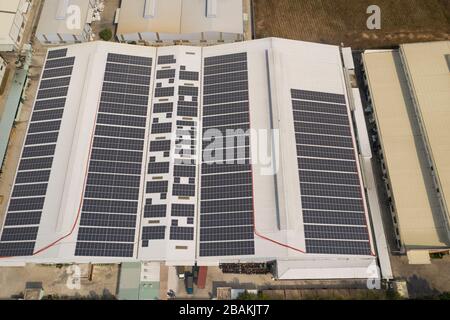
[173,266,368,299]
[0,264,119,299]
[159,264,169,300]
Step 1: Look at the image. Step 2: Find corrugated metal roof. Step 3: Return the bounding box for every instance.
[363,49,449,248]
[400,41,450,234]
[117,0,243,36]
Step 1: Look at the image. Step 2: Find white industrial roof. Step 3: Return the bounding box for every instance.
[117,0,243,36]
[35,0,92,36]
[0,39,377,279]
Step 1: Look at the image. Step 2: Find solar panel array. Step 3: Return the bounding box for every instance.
[143,52,200,248]
[142,55,178,246]
[0,45,376,262]
[74,53,152,257]
[291,89,372,255]
[170,67,199,241]
[199,52,255,257]
[0,49,74,256]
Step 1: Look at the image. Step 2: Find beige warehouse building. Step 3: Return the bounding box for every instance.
[362,41,450,264]
[116,0,244,45]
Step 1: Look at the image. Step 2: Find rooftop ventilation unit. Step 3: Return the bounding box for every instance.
[206,0,217,18]
[56,0,69,20]
[144,0,156,19]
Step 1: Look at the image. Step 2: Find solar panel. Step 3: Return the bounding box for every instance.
[0,52,75,256]
[157,55,176,65]
[199,52,255,257]
[291,89,372,256]
[169,226,194,240]
[107,53,152,66]
[156,69,176,79]
[179,71,199,81]
[144,204,167,218]
[44,57,75,69]
[141,53,201,246]
[75,53,153,258]
[39,77,71,89]
[42,66,74,79]
[46,48,67,60]
[142,226,166,240]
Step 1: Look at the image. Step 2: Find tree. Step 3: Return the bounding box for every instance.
[99,28,113,41]
[237,291,270,300]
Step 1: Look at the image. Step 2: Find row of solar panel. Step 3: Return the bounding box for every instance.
[80,213,137,228]
[44,57,75,70]
[291,89,372,256]
[101,92,149,107]
[104,72,151,86]
[107,53,152,66]
[105,62,151,76]
[199,241,255,257]
[158,55,176,65]
[291,89,347,104]
[103,82,150,96]
[75,54,153,257]
[305,239,371,256]
[0,51,75,256]
[77,227,135,242]
[170,226,194,240]
[75,242,134,257]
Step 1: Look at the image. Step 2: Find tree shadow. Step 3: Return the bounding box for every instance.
[406,274,440,299]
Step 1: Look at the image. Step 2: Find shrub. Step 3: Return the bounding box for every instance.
[99,28,113,41]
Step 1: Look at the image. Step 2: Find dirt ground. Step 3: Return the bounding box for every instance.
[254,0,450,48]
[0,264,119,299]
[390,255,450,298]
[91,0,120,41]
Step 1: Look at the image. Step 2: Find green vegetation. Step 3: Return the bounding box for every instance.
[99,28,113,41]
[438,292,450,300]
[430,252,448,259]
[237,291,270,300]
